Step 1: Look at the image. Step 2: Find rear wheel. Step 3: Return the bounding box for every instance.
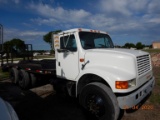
[18,70,30,89]
[10,68,19,84]
[79,82,120,120]
[30,73,37,87]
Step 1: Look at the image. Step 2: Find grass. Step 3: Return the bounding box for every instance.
[33,55,55,59]
[143,50,160,105]
[150,93,160,104]
[157,76,160,86]
[0,55,55,62]
[143,49,160,53]
[0,68,9,80]
[149,66,160,105]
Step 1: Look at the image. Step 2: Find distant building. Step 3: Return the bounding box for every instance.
[33,52,40,57]
[143,47,150,50]
[130,47,136,50]
[152,42,160,49]
[43,51,50,55]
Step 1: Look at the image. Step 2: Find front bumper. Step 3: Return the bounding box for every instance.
[117,77,155,109]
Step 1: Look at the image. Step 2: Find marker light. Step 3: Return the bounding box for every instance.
[78,28,82,32]
[80,58,84,62]
[36,70,42,73]
[25,68,31,70]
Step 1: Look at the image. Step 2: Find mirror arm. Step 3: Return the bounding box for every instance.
[57,49,70,53]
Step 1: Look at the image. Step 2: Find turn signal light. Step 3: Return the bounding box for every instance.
[116,81,128,89]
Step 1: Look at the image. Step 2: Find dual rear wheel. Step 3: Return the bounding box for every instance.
[10,68,37,89]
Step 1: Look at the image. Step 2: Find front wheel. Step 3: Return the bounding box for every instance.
[79,82,120,120]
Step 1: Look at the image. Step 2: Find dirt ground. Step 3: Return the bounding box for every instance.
[0,67,160,120]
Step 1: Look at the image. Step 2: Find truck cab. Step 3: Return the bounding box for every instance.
[53,28,155,120]
[54,28,114,80]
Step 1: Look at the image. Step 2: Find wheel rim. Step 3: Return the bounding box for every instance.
[19,73,23,87]
[10,71,14,82]
[86,94,105,117]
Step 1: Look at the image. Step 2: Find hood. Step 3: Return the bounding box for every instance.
[84,48,149,79]
[83,48,151,92]
[85,48,149,57]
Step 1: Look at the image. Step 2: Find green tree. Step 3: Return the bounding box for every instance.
[136,42,145,49]
[43,30,62,49]
[124,43,135,48]
[4,38,25,52]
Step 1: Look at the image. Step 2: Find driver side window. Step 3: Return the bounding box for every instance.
[60,35,77,52]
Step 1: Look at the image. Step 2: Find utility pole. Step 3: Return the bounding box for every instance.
[0,24,3,52]
[0,24,4,66]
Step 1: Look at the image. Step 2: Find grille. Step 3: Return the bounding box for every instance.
[137,55,151,76]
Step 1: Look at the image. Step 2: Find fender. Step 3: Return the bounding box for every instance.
[76,65,136,95]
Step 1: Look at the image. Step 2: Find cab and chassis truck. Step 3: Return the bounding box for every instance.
[7,28,154,120]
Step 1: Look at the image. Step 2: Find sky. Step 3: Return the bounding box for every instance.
[0,0,160,50]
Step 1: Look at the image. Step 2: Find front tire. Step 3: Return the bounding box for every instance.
[79,82,120,120]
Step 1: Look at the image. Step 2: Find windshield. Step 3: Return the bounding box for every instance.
[79,32,114,50]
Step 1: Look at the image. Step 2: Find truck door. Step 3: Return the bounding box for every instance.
[56,34,79,80]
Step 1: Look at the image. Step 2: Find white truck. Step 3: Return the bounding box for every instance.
[53,28,155,120]
[5,28,155,120]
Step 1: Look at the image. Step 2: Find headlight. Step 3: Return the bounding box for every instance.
[128,79,136,87]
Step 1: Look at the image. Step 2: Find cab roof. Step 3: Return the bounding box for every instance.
[58,28,109,35]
